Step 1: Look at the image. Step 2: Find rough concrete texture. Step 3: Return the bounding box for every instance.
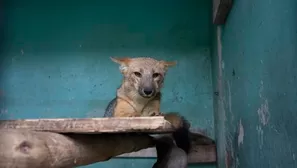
[212,0,297,167]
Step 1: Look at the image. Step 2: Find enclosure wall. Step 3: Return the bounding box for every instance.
[0,0,215,167]
[212,0,297,167]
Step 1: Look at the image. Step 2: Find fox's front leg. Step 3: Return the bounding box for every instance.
[113,99,141,117]
[142,98,161,117]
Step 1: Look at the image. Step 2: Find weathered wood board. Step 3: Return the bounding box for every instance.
[0,116,173,134]
[0,129,154,168]
[0,117,217,166]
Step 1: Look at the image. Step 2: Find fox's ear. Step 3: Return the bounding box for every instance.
[110,57,131,74]
[160,60,177,69]
[110,57,131,65]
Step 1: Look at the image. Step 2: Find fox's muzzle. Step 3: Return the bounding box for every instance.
[138,76,156,98]
[139,86,155,98]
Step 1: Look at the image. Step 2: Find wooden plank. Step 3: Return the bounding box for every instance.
[213,0,233,25]
[0,117,217,164]
[0,116,174,134]
[0,129,155,168]
[117,145,217,163]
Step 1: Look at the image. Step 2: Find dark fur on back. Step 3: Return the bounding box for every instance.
[104,98,117,117]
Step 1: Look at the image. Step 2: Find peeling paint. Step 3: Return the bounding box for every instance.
[221,60,225,70]
[271,125,281,135]
[256,81,269,149]
[213,0,297,167]
[235,157,240,168]
[258,81,270,126]
[238,119,244,147]
[227,80,234,123]
[259,80,264,98]
[256,125,264,149]
[257,99,270,126]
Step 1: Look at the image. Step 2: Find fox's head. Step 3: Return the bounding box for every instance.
[111,57,176,98]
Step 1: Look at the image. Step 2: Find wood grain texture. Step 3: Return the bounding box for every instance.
[0,116,173,134]
[213,0,233,24]
[0,117,217,166]
[0,129,155,168]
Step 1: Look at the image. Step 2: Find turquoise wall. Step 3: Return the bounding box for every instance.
[0,0,215,167]
[212,0,297,167]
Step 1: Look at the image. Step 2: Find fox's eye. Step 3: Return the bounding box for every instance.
[152,73,160,78]
[134,72,142,77]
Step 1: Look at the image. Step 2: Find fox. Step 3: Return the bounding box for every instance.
[104,57,176,117]
[103,57,191,167]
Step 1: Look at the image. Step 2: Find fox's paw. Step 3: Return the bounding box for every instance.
[149,111,162,116]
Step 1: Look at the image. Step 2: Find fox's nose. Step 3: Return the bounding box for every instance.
[142,88,154,96]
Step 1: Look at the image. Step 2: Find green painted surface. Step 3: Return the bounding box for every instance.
[212,0,297,167]
[0,0,215,167]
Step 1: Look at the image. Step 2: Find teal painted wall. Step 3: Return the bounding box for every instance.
[212,0,297,167]
[0,0,215,167]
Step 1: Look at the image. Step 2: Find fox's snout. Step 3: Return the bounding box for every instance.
[139,84,155,98]
[137,74,157,98]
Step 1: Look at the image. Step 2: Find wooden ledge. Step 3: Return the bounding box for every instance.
[0,117,216,166]
[0,129,155,168]
[0,116,174,134]
[0,116,215,144]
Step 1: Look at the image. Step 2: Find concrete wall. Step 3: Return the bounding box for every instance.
[212,0,297,167]
[0,0,215,167]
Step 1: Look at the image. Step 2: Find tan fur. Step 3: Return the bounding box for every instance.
[110,57,176,117]
[164,113,184,128]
